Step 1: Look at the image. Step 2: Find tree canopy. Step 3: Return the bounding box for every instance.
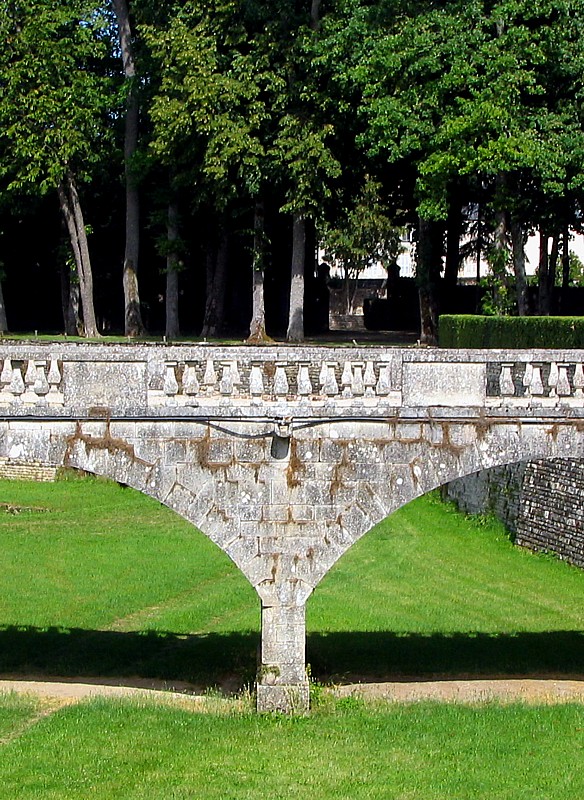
[0,0,583,339]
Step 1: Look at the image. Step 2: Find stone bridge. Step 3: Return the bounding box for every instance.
[0,342,583,711]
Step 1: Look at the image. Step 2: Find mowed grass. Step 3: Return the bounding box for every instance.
[0,696,583,799]
[307,493,584,679]
[1,473,584,683]
[1,474,584,798]
[0,474,260,685]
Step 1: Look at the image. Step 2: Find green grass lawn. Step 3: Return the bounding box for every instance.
[1,473,584,798]
[0,696,582,799]
[1,473,584,685]
[307,494,584,680]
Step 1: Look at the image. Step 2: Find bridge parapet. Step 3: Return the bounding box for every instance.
[0,344,583,418]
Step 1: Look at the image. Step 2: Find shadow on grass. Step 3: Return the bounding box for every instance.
[0,626,582,689]
[0,625,259,691]
[307,630,584,683]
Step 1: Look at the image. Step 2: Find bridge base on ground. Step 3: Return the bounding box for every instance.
[256,681,310,713]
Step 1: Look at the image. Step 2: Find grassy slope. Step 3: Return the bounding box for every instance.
[307,493,584,679]
[1,476,584,683]
[1,476,584,798]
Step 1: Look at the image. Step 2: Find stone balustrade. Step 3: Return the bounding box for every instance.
[0,357,64,407]
[491,361,584,406]
[0,344,583,417]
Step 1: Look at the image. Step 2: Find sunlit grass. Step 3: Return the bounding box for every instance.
[0,697,582,799]
[1,475,583,685]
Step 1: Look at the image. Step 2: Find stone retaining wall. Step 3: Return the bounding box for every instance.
[0,458,57,482]
[446,459,584,568]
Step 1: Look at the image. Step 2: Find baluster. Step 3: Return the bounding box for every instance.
[297,363,312,397]
[573,363,584,398]
[250,365,264,397]
[203,359,218,394]
[33,361,49,396]
[322,363,339,396]
[376,364,391,396]
[352,363,365,396]
[163,363,179,397]
[548,362,559,398]
[231,360,242,395]
[0,359,11,387]
[341,362,353,398]
[522,363,533,397]
[499,363,515,397]
[219,362,234,395]
[183,364,199,395]
[557,364,571,397]
[9,364,25,397]
[24,360,38,390]
[319,361,328,391]
[47,359,62,400]
[364,361,376,397]
[530,365,544,396]
[274,363,289,397]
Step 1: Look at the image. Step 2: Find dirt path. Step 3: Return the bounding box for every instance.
[2,677,584,707]
[333,678,584,705]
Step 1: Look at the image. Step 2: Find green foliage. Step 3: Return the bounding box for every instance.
[0,0,116,195]
[439,314,584,348]
[321,177,402,311]
[565,251,584,287]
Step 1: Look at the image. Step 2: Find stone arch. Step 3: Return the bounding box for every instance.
[3,412,583,712]
[0,420,260,592]
[290,416,584,593]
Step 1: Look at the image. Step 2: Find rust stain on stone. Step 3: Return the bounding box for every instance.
[64,420,149,467]
[329,442,354,498]
[286,438,305,488]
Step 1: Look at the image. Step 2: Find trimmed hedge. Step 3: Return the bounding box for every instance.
[439,315,584,349]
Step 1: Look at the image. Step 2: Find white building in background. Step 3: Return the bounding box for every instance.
[345,230,584,282]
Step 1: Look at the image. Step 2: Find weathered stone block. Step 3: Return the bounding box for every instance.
[256,683,309,714]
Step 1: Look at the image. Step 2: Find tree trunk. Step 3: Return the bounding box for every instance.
[443,189,462,300]
[60,260,81,335]
[510,219,528,316]
[287,214,305,342]
[490,208,509,315]
[416,216,442,344]
[537,228,550,315]
[548,233,559,314]
[562,225,570,290]
[561,225,570,311]
[0,279,7,332]
[57,175,99,337]
[165,198,180,339]
[202,232,229,338]
[247,199,270,343]
[475,202,482,313]
[310,0,321,30]
[112,0,145,337]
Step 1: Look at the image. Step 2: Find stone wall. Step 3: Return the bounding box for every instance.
[0,457,57,482]
[446,459,584,568]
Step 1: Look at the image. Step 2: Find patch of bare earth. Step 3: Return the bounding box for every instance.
[333,678,584,704]
[1,677,584,708]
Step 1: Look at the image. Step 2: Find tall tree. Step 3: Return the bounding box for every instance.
[112,0,146,336]
[0,0,113,336]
